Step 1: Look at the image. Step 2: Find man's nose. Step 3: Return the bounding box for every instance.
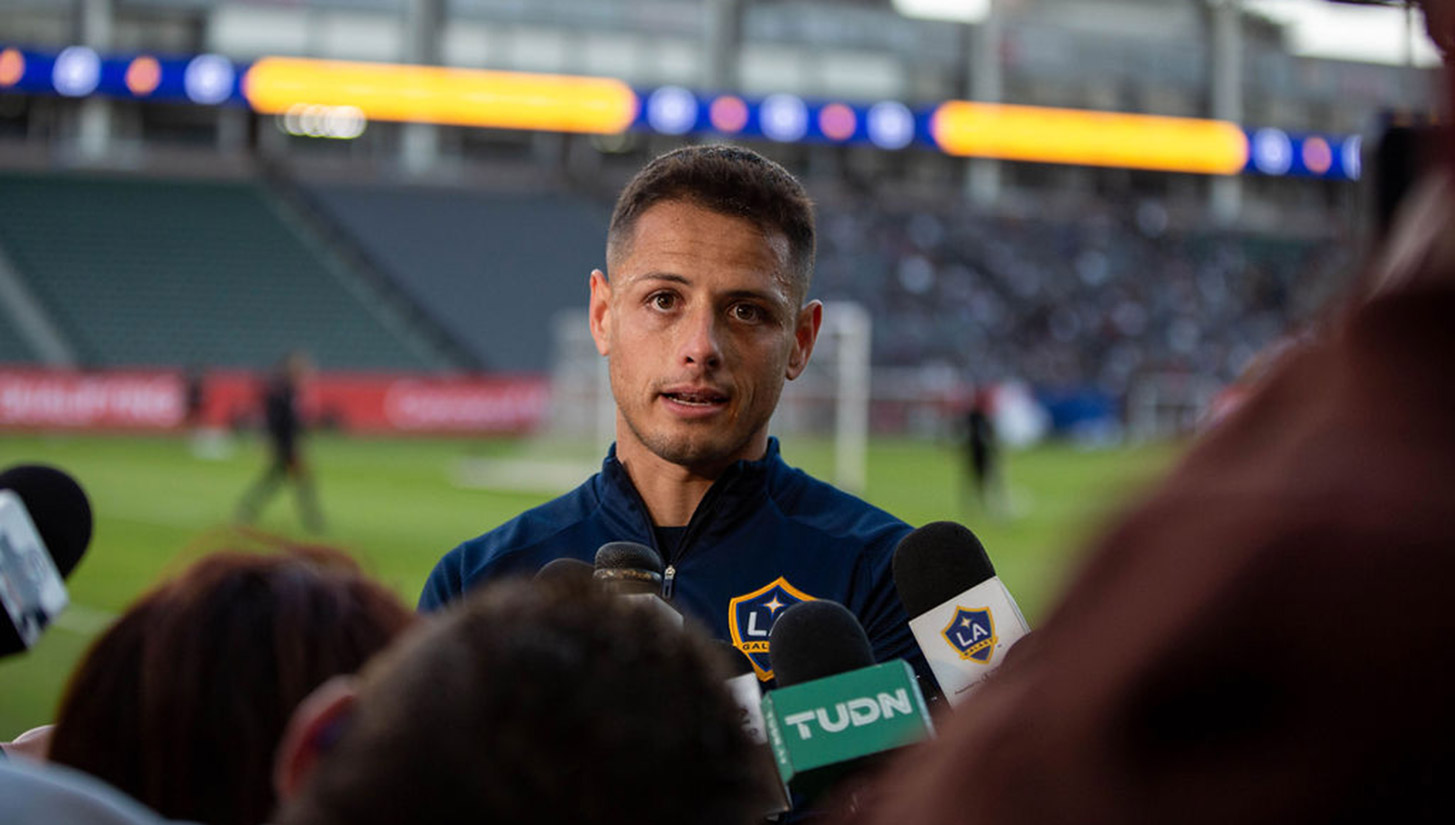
[679,306,723,369]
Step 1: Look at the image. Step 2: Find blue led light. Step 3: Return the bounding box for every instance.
[867,100,915,150]
[646,86,699,135]
[760,93,808,142]
[184,54,235,105]
[52,46,101,97]
[1251,128,1294,176]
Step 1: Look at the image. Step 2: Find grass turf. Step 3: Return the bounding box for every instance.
[0,431,1180,736]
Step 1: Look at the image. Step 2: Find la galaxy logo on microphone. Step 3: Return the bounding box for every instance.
[729,576,816,681]
[943,606,997,664]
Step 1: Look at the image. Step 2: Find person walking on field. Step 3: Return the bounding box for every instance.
[236,351,324,533]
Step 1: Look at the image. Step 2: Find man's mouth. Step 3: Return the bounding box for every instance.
[661,390,729,407]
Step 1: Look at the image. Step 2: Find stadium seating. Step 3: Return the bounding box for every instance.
[0,323,36,365]
[300,181,609,373]
[0,172,436,372]
[0,169,1353,388]
[0,316,37,364]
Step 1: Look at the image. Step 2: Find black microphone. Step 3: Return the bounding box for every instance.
[760,600,933,807]
[592,541,680,626]
[770,600,875,688]
[534,557,593,587]
[0,464,94,658]
[893,521,1030,706]
[592,541,663,595]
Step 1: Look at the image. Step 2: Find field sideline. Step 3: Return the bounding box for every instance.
[0,432,1180,736]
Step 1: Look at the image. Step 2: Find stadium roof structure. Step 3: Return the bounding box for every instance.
[1246,0,1439,66]
[896,0,1438,67]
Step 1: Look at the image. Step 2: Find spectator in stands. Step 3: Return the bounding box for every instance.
[236,351,325,532]
[272,576,765,825]
[47,546,412,825]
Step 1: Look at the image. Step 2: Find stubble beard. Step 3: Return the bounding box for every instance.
[617,401,749,474]
[613,382,781,475]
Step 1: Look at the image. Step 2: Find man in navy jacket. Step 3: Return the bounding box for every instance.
[420,145,927,687]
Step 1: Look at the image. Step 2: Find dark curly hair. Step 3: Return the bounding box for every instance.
[606,143,816,302]
[278,576,766,825]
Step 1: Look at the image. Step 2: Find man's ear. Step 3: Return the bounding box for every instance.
[589,269,613,357]
[274,676,358,805]
[786,300,823,380]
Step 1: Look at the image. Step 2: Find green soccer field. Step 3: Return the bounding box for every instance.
[0,431,1181,737]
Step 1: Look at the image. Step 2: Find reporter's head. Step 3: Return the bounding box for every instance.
[275,576,764,825]
[48,546,413,825]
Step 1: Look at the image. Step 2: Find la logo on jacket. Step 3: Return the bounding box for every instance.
[728,576,817,681]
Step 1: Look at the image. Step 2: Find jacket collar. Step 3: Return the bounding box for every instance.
[598,438,784,542]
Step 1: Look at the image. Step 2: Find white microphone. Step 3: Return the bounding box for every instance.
[892,521,1030,706]
[0,464,93,659]
[718,643,791,816]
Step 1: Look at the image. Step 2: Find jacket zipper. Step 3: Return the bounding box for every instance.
[660,468,738,602]
[633,461,743,603]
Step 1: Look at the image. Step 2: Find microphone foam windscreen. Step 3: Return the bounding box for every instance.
[769,600,874,688]
[535,557,593,586]
[0,464,93,578]
[892,521,995,619]
[593,541,664,575]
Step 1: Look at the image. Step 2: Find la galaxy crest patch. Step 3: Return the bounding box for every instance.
[728,576,816,681]
[942,606,997,664]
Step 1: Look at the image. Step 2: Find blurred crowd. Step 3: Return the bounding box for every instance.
[815,197,1353,393]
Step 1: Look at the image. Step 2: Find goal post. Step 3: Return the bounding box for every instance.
[772,300,872,494]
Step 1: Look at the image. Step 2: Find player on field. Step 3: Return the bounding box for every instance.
[236,351,324,533]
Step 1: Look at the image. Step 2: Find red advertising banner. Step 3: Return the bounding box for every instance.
[0,370,184,429]
[0,369,550,435]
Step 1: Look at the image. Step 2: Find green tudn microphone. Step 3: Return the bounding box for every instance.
[760,599,933,810]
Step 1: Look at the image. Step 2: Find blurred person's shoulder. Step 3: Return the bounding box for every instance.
[0,759,190,825]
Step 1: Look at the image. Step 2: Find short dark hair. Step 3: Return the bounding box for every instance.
[49,547,414,825]
[607,144,816,301]
[278,577,765,825]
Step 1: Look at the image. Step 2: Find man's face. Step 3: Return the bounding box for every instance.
[589,200,821,477]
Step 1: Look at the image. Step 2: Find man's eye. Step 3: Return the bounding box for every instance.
[731,303,765,323]
[649,293,677,310]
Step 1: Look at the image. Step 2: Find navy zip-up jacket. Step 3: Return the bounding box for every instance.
[419,438,930,687]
